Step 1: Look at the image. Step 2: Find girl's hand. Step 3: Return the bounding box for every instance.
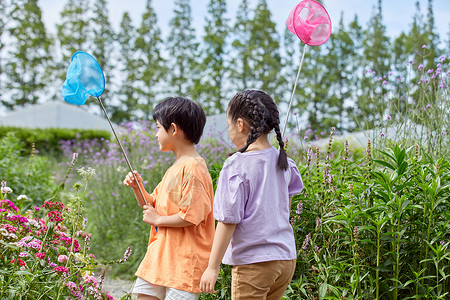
[123,171,142,188]
[200,266,219,293]
[142,205,160,226]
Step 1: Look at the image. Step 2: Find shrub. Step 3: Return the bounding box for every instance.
[0,133,57,209]
[0,127,111,156]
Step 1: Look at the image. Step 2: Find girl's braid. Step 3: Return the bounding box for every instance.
[237,92,266,153]
[229,90,289,170]
[262,94,289,170]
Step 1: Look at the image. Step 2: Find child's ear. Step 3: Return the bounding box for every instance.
[170,123,179,135]
[236,118,247,133]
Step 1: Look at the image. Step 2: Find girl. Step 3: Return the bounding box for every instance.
[200,90,303,299]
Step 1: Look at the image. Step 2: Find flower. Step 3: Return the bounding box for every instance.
[53,266,69,275]
[418,64,424,71]
[1,186,13,194]
[83,274,98,287]
[35,252,46,260]
[422,44,427,48]
[58,255,69,263]
[387,115,391,120]
[119,247,132,263]
[302,233,311,250]
[381,133,385,137]
[10,258,26,266]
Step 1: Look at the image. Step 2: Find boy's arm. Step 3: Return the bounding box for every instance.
[200,222,236,293]
[142,205,194,227]
[131,185,153,208]
[123,171,154,208]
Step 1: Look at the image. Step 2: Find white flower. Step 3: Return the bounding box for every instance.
[1,186,12,194]
[17,195,28,200]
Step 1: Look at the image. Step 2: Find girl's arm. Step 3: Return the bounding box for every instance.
[200,222,236,293]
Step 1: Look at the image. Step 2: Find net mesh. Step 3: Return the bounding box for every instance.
[62,51,105,105]
[286,0,331,46]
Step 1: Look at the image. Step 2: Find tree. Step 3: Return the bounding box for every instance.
[196,0,229,114]
[166,0,198,96]
[326,13,358,133]
[356,0,391,129]
[91,0,115,106]
[229,0,253,92]
[133,0,166,119]
[248,0,285,103]
[0,0,9,108]
[57,0,91,63]
[2,0,52,110]
[295,44,331,134]
[112,12,139,123]
[346,15,364,131]
[53,0,91,102]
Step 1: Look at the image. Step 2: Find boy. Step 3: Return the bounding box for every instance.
[123,97,215,300]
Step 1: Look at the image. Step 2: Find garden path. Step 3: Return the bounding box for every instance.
[102,277,134,299]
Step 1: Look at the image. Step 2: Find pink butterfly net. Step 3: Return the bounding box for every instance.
[282,0,332,136]
[286,0,331,46]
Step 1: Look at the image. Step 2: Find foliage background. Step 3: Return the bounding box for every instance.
[1,0,449,135]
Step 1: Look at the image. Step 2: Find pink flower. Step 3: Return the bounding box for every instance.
[58,255,69,263]
[83,274,98,287]
[36,252,46,259]
[53,266,69,275]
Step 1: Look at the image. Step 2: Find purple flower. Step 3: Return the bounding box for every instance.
[418,64,424,71]
[422,44,427,48]
[387,115,391,120]
[381,133,385,137]
[302,233,311,250]
[316,217,322,230]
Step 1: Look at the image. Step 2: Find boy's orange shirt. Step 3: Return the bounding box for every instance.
[135,157,215,293]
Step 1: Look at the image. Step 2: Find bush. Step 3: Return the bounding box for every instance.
[0,133,57,209]
[0,127,111,156]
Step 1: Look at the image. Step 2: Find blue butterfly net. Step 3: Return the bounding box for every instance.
[62,51,105,105]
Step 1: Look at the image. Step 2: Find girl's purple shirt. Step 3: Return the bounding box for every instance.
[213,147,303,265]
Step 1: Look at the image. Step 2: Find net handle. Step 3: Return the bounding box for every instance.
[282,44,308,137]
[97,97,148,207]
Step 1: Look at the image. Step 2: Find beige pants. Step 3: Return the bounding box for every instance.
[231,259,296,300]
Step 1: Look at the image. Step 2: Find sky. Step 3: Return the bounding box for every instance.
[37,0,450,43]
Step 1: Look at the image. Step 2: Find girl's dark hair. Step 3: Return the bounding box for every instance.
[228,90,288,170]
[153,97,206,144]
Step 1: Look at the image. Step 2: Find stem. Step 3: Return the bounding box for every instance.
[376,221,380,300]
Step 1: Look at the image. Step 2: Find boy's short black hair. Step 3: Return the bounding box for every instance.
[153,97,206,144]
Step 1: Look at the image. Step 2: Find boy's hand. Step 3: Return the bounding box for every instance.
[123,171,142,188]
[142,204,161,226]
[200,266,219,293]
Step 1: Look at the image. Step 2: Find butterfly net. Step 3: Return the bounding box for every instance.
[286,0,332,46]
[62,51,105,105]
